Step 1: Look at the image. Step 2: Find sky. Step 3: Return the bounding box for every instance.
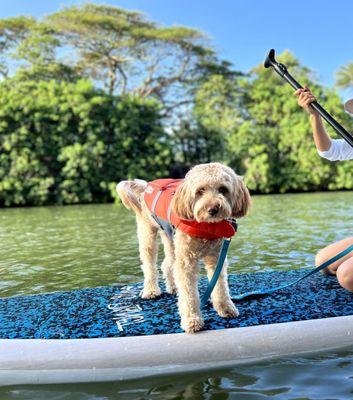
[1,0,353,98]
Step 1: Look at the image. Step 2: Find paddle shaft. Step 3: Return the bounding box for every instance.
[269,61,353,148]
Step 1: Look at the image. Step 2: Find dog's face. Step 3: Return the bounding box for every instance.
[172,163,251,223]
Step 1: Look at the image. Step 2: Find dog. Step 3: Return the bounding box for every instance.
[116,162,251,333]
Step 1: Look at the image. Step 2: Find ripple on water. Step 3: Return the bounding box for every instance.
[3,194,351,293]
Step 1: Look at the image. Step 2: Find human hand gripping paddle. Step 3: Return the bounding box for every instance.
[264,49,353,148]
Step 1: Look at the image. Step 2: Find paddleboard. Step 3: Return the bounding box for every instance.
[0,269,352,386]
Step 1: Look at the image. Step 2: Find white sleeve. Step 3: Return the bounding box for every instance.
[318,139,353,161]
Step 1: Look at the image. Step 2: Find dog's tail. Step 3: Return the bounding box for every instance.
[116,179,147,213]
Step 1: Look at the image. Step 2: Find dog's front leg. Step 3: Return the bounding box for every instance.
[174,232,204,333]
[204,254,239,318]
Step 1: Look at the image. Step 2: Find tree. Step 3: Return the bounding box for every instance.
[336,63,353,90]
[0,4,230,118]
[171,61,245,166]
[0,16,36,78]
[171,119,225,166]
[0,79,171,206]
[0,16,77,82]
[47,2,212,114]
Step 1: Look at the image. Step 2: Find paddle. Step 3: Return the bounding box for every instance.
[264,49,353,148]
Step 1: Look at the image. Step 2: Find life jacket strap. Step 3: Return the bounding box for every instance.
[150,189,163,228]
[150,182,176,240]
[166,201,175,237]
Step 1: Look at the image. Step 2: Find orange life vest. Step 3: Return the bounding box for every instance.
[143,179,236,240]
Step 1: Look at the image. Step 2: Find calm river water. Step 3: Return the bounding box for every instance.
[0,191,353,399]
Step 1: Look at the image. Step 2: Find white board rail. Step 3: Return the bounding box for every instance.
[1,315,353,387]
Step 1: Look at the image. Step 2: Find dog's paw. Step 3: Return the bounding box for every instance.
[181,316,204,333]
[139,286,161,299]
[214,301,239,318]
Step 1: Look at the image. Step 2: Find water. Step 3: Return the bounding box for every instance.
[0,191,353,399]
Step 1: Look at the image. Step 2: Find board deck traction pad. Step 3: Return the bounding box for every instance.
[0,269,353,339]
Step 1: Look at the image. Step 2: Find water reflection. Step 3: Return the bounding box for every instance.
[2,349,353,399]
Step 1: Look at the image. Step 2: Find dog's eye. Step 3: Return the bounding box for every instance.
[218,186,228,195]
[196,188,205,196]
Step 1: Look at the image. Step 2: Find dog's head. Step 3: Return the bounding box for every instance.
[171,163,251,223]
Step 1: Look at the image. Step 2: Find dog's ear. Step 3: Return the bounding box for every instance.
[232,177,251,218]
[171,181,194,220]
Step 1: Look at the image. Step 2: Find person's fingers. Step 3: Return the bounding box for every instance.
[297,90,316,111]
[299,92,315,102]
[304,94,314,102]
[298,92,308,102]
[296,88,307,95]
[303,97,315,106]
[304,86,313,95]
[296,87,315,101]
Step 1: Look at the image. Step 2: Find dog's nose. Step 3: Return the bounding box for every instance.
[208,206,219,216]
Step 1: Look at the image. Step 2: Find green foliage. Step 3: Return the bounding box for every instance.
[47,2,212,103]
[172,120,225,165]
[0,16,77,82]
[171,61,244,166]
[0,79,171,206]
[336,63,353,90]
[194,74,242,134]
[0,16,35,78]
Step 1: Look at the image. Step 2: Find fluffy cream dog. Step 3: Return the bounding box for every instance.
[117,163,251,333]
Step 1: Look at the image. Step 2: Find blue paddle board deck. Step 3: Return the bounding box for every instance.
[0,269,352,339]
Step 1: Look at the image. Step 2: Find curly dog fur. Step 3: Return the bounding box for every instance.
[117,163,251,333]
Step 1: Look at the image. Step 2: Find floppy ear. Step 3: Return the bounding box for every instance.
[232,178,251,218]
[171,181,194,220]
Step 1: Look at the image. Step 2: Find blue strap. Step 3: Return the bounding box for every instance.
[232,243,353,301]
[201,238,231,307]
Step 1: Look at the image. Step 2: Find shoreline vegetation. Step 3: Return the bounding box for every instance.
[0,3,352,207]
[1,189,352,211]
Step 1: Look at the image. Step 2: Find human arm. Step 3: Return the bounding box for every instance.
[295,87,331,152]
